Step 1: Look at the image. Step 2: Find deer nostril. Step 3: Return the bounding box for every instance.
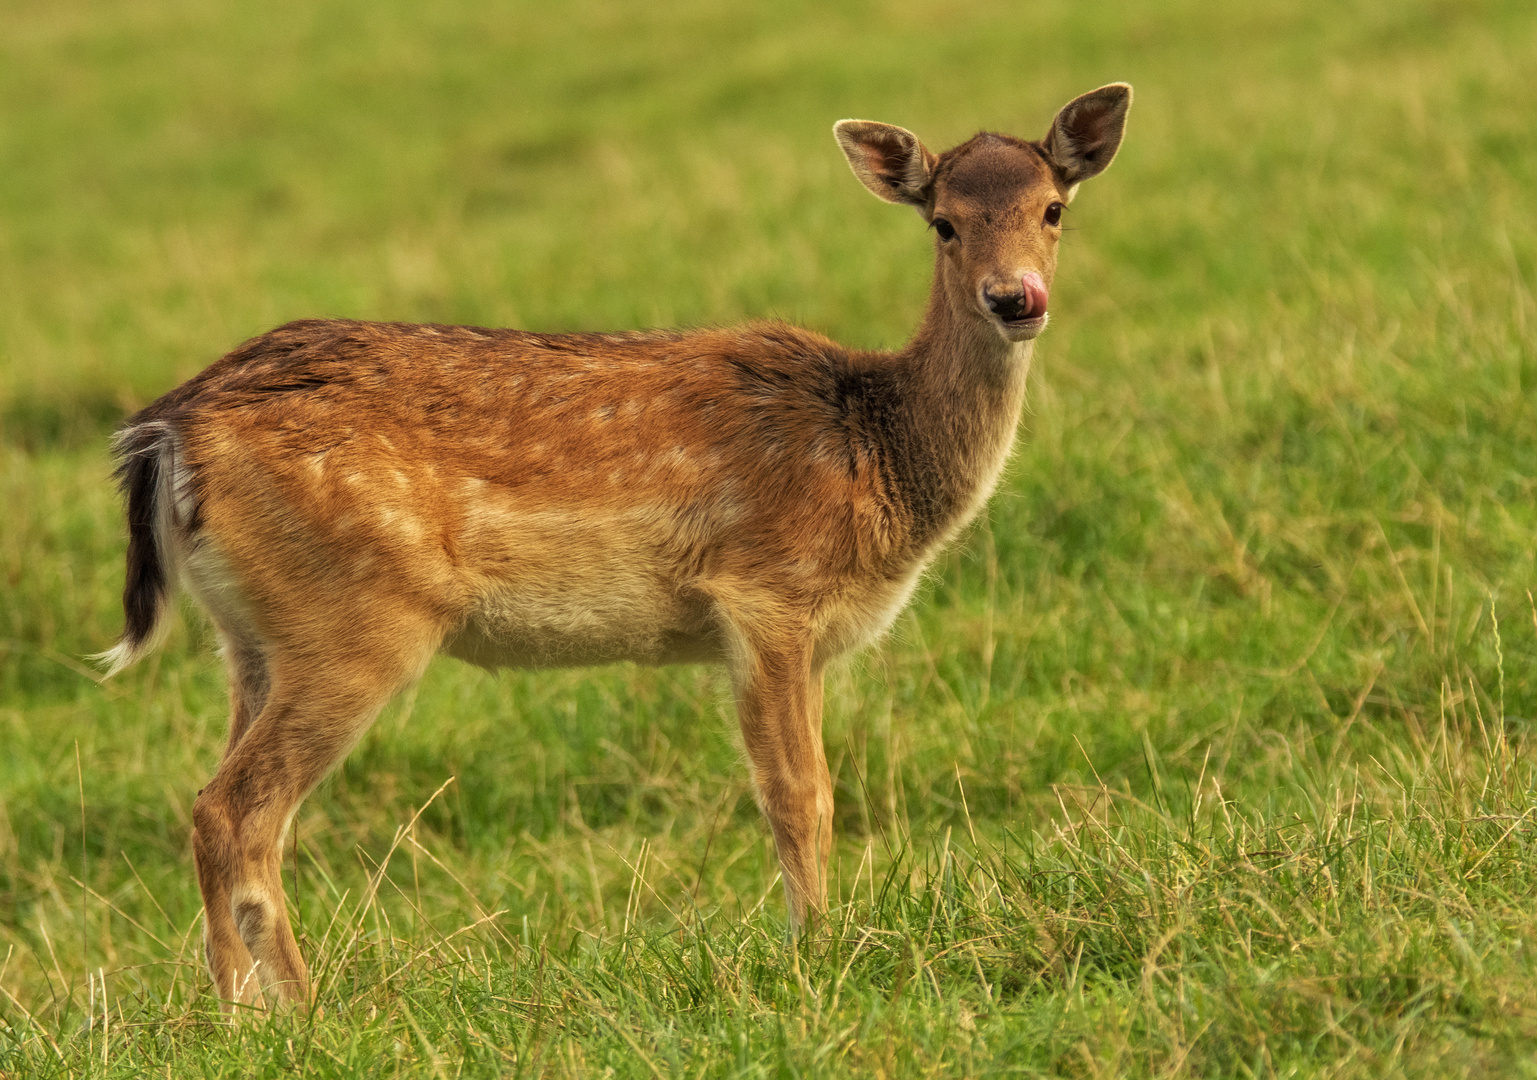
[984,290,1026,321]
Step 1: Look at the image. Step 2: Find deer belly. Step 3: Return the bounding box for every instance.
[441,499,731,669]
[442,573,722,671]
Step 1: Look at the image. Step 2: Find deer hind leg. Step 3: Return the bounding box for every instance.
[193,639,432,1012]
[730,633,833,930]
[220,634,270,759]
[194,634,273,1010]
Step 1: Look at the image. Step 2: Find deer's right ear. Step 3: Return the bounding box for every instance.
[834,120,936,210]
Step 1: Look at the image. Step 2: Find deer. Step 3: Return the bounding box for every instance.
[98,83,1131,1011]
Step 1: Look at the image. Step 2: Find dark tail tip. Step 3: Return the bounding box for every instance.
[121,444,167,647]
[95,424,174,678]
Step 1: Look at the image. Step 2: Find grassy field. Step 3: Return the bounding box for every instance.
[4,0,1537,1075]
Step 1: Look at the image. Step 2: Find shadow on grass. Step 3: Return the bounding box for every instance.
[1,391,129,453]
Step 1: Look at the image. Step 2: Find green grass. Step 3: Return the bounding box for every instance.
[5,0,1537,1074]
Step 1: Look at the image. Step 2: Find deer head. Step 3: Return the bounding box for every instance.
[835,83,1132,344]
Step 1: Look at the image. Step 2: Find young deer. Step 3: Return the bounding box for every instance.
[100,84,1130,1010]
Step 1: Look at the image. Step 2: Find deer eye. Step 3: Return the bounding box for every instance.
[1044,202,1064,227]
[932,217,957,242]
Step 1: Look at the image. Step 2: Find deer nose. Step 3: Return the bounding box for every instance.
[983,272,1049,321]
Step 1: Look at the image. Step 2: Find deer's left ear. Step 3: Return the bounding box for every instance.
[1043,83,1132,187]
[833,120,937,210]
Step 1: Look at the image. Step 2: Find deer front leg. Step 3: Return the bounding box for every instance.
[731,638,833,929]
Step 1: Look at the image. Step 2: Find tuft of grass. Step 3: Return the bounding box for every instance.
[4,0,1537,1075]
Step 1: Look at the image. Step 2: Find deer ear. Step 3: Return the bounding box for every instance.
[1043,83,1132,186]
[833,120,936,209]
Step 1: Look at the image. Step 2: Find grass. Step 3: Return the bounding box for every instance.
[4,0,1537,1074]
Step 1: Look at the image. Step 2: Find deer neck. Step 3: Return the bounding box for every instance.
[895,274,1032,549]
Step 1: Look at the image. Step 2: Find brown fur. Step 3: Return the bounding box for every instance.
[101,84,1131,1011]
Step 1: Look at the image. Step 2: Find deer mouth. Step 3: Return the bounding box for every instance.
[994,311,1049,341]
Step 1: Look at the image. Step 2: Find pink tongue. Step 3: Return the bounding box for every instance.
[1022,272,1049,319]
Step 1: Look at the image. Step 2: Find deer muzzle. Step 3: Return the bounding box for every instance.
[982,272,1050,323]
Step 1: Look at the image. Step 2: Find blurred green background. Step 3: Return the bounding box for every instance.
[4,0,1537,1075]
